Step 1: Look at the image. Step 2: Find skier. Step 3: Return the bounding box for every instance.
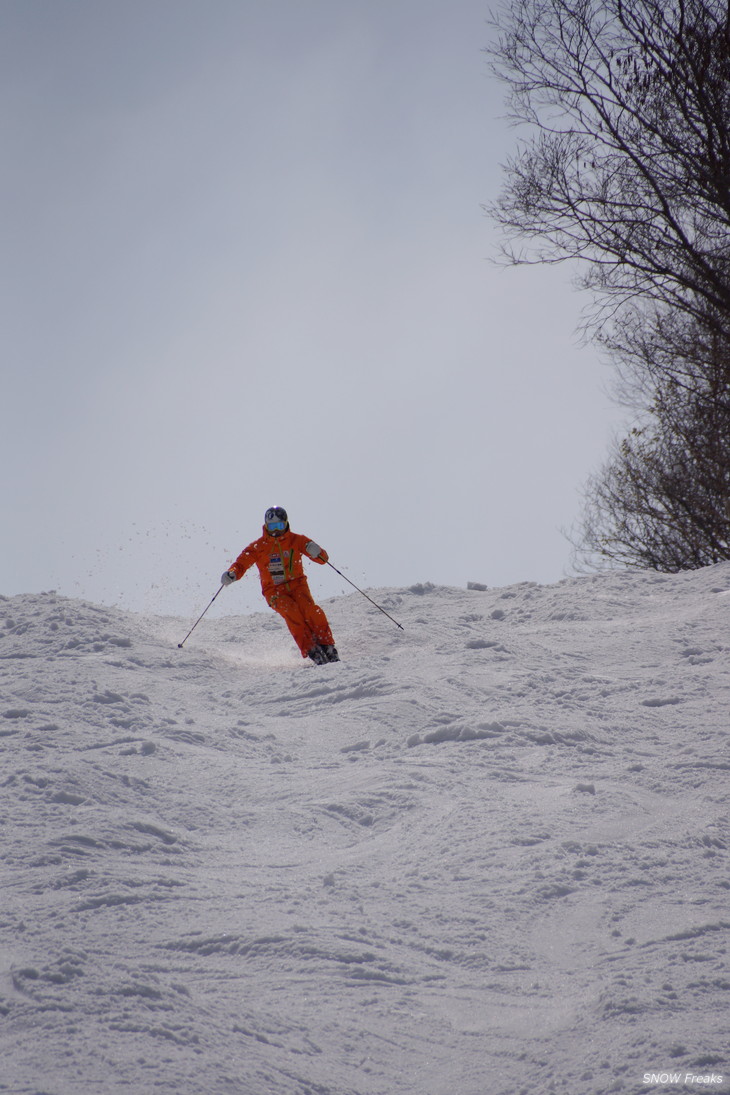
[221,507,339,665]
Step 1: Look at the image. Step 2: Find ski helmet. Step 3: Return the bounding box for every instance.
[265,506,288,533]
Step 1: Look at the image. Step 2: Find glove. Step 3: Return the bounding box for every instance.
[221,569,237,586]
[305,541,323,559]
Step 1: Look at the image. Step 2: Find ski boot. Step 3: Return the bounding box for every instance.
[307,645,340,665]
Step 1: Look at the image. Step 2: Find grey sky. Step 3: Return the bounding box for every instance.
[2,0,622,618]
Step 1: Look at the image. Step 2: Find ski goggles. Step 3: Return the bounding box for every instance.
[266,519,287,533]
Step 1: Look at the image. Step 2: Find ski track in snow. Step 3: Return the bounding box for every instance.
[1,568,729,1095]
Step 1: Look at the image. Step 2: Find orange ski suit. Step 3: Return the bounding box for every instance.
[228,527,335,657]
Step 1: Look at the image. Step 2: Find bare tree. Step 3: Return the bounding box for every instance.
[487,0,730,570]
[576,340,730,570]
[487,0,730,331]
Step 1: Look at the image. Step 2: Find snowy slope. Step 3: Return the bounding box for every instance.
[1,567,729,1095]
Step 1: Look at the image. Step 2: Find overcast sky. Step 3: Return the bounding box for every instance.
[2,0,624,620]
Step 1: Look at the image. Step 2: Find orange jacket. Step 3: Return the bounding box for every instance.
[229,527,329,599]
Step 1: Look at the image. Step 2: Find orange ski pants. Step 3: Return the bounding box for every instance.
[267,581,334,657]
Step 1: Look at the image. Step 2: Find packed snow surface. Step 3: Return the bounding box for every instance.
[1,566,729,1095]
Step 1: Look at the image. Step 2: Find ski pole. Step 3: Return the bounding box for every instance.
[177,585,224,648]
[327,562,404,630]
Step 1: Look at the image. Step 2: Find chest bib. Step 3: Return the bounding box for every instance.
[268,550,293,585]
